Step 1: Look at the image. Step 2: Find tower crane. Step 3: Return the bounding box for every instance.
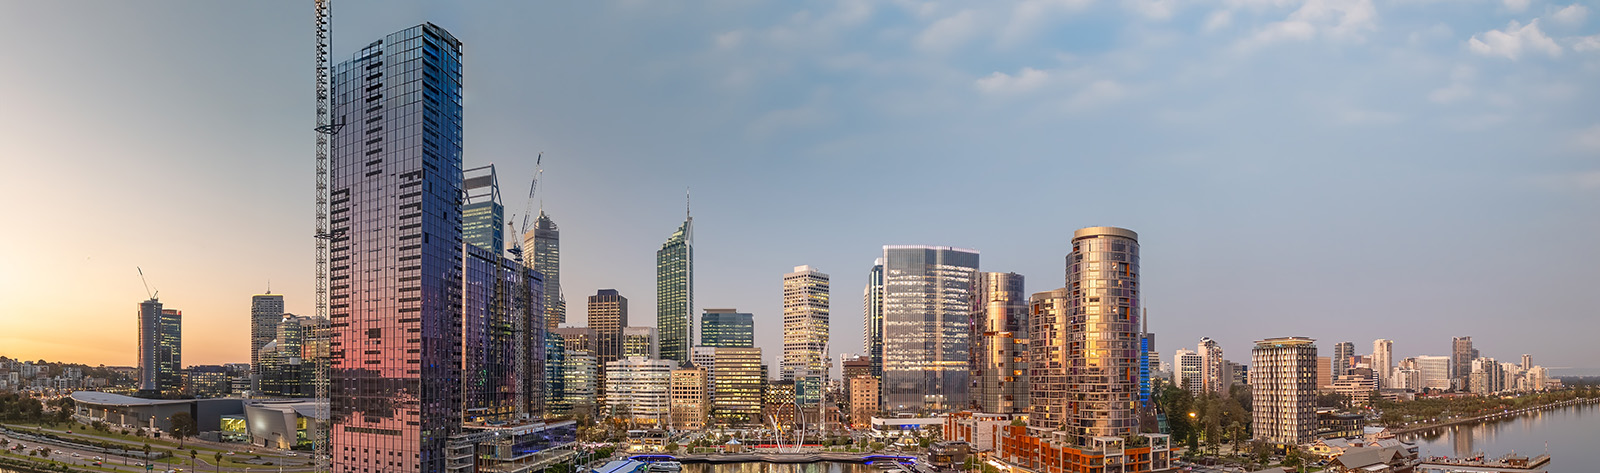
[507,152,542,262]
[311,1,339,472]
[137,267,158,301]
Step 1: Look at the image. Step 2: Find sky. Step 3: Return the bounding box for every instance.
[0,0,1597,375]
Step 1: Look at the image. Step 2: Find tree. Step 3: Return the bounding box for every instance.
[190,449,198,471]
[168,412,198,448]
[213,452,223,473]
[1283,446,1304,472]
[664,442,678,453]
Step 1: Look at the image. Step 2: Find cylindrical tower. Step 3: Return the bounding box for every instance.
[1064,226,1140,445]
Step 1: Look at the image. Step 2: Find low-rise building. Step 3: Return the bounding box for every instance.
[943,411,1015,452]
[998,426,1172,473]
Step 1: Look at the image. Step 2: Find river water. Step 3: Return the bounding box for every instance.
[1398,402,1598,473]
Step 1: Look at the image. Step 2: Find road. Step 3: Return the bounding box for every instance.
[0,426,315,473]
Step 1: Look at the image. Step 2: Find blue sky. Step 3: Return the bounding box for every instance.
[0,0,1596,374]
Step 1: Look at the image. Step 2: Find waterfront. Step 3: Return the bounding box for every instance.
[681,462,880,473]
[1400,402,1598,473]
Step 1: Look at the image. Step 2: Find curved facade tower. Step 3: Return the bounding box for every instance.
[1062,226,1140,445]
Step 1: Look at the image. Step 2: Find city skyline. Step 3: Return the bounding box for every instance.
[2,1,1598,374]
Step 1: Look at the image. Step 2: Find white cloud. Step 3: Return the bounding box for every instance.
[1504,0,1531,13]
[1550,4,1588,26]
[975,67,1052,94]
[715,31,744,50]
[915,10,979,53]
[1203,10,1234,33]
[1237,0,1377,49]
[998,0,1095,47]
[1575,35,1600,52]
[1064,80,1127,111]
[1428,83,1472,104]
[1129,0,1178,21]
[1468,19,1563,59]
[1578,124,1600,150]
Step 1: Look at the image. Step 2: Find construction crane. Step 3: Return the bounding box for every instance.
[136,267,158,301]
[507,152,542,262]
[311,1,339,472]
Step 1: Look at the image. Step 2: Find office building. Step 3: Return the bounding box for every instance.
[622,326,659,359]
[259,314,330,398]
[1332,341,1353,379]
[1373,339,1393,389]
[588,290,628,366]
[700,309,754,348]
[697,346,763,425]
[782,266,830,414]
[1415,355,1452,391]
[557,351,597,416]
[881,245,979,413]
[670,366,708,430]
[461,165,504,255]
[1317,356,1332,389]
[1469,358,1505,394]
[1251,337,1318,446]
[1200,338,1225,395]
[862,259,885,379]
[1140,324,1156,409]
[848,376,880,429]
[657,213,694,366]
[781,266,830,380]
[1330,375,1378,407]
[1452,337,1476,390]
[327,23,465,473]
[249,293,285,391]
[137,298,182,397]
[603,357,673,426]
[184,365,231,399]
[525,211,566,330]
[1175,349,1202,395]
[549,327,595,354]
[972,271,1028,414]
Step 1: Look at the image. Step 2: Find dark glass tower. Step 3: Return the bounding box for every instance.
[138,298,182,397]
[529,212,564,329]
[862,260,884,379]
[250,293,285,391]
[327,23,464,473]
[700,309,754,348]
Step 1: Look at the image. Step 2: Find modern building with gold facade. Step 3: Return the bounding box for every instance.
[972,271,1028,414]
[781,265,830,412]
[670,366,708,430]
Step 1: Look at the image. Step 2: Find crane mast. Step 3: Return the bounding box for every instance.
[312,1,337,472]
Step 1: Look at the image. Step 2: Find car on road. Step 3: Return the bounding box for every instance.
[72,453,81,457]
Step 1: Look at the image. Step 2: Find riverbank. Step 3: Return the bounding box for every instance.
[1390,397,1600,436]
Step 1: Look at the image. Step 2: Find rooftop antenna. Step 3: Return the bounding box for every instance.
[137,267,158,301]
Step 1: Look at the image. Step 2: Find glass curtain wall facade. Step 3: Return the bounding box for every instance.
[138,299,183,397]
[881,246,978,413]
[528,212,564,329]
[972,271,1028,414]
[328,23,464,473]
[461,165,502,255]
[1028,288,1069,430]
[656,218,693,366]
[700,309,754,348]
[461,244,545,423]
[1061,226,1141,445]
[863,260,884,379]
[587,290,627,399]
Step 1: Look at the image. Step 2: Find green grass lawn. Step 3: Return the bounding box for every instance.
[1,422,304,469]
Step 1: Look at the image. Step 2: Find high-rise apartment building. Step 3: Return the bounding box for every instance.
[1175,349,1202,395]
[587,290,628,365]
[881,245,979,413]
[1250,337,1318,446]
[657,215,694,366]
[1332,341,1354,379]
[1200,338,1225,395]
[327,23,465,473]
[462,242,545,421]
[700,309,754,348]
[1469,358,1505,394]
[138,298,182,397]
[1373,339,1393,388]
[972,271,1028,414]
[1058,227,1142,445]
[526,212,565,329]
[622,326,659,359]
[603,357,674,426]
[1029,288,1070,429]
[862,259,885,379]
[249,293,285,391]
[670,366,708,431]
[1452,336,1475,390]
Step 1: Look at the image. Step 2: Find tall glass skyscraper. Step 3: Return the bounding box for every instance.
[880,245,978,413]
[250,293,284,391]
[527,211,564,329]
[781,266,829,381]
[327,23,464,473]
[862,259,884,379]
[461,165,503,255]
[700,309,754,348]
[137,298,182,397]
[656,216,693,366]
